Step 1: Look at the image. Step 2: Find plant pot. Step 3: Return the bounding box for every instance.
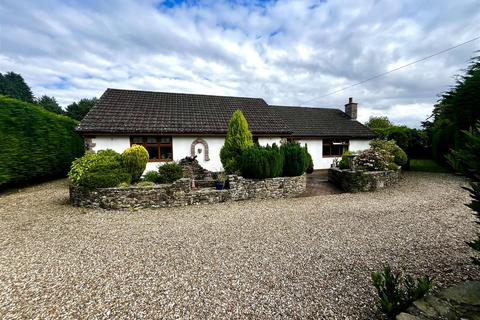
[215,181,225,190]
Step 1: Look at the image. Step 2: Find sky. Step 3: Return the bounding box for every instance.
[0,0,479,127]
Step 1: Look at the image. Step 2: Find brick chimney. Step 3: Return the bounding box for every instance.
[344,97,357,120]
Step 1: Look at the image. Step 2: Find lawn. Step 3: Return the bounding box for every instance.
[0,172,478,319]
[408,158,450,173]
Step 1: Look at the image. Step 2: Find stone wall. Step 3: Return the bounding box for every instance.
[328,167,400,192]
[70,175,306,210]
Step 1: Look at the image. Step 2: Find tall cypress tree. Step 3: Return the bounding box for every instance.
[220,109,254,173]
[0,72,34,103]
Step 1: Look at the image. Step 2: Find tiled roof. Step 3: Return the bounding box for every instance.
[77,88,291,135]
[77,88,375,138]
[270,105,376,138]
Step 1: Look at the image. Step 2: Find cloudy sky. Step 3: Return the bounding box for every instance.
[1,0,479,127]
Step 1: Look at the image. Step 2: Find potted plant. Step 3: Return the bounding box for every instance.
[215,172,226,190]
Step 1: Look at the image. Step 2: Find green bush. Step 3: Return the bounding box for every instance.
[303,145,314,173]
[281,141,307,176]
[158,162,183,183]
[80,168,131,189]
[387,162,400,171]
[220,109,254,173]
[339,150,354,169]
[239,146,271,179]
[122,144,149,182]
[266,143,284,177]
[354,148,393,171]
[370,139,408,167]
[371,265,433,319]
[143,170,160,183]
[68,149,131,188]
[0,96,84,187]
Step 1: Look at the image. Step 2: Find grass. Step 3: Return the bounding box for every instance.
[408,159,450,173]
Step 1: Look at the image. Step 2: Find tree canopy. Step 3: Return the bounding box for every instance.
[37,95,64,115]
[425,54,480,161]
[65,97,98,121]
[220,109,254,173]
[365,116,393,130]
[0,72,34,103]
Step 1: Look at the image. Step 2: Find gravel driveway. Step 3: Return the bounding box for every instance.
[1,172,479,319]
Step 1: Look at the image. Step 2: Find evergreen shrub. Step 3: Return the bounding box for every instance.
[122,144,149,182]
[158,162,183,183]
[281,141,308,176]
[0,96,84,187]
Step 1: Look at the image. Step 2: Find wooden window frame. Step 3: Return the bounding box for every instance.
[322,138,349,157]
[130,136,173,162]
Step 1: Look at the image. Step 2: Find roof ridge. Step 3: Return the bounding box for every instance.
[106,88,266,102]
[269,104,340,111]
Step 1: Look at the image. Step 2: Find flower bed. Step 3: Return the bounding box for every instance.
[69,174,306,210]
[328,167,400,192]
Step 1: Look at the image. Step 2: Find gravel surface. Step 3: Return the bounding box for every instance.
[1,172,479,319]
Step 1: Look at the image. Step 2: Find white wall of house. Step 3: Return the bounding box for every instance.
[258,137,282,147]
[90,135,371,173]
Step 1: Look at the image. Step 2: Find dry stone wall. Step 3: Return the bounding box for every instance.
[70,175,306,210]
[328,167,400,192]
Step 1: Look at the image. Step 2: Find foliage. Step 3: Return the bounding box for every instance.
[36,95,64,115]
[0,72,34,103]
[370,139,408,166]
[158,162,183,183]
[68,149,130,188]
[216,172,226,182]
[136,181,155,188]
[304,145,314,173]
[267,143,284,177]
[79,168,131,189]
[65,97,98,121]
[387,162,400,171]
[117,182,130,188]
[365,116,393,129]
[408,159,449,173]
[374,126,430,159]
[339,150,354,170]
[371,265,433,319]
[450,123,480,265]
[425,55,480,161]
[281,141,308,177]
[239,146,271,179]
[354,148,393,171]
[220,109,254,173]
[121,145,149,183]
[143,170,160,183]
[445,153,463,173]
[0,96,84,187]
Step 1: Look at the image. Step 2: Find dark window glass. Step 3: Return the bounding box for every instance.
[146,146,159,159]
[160,137,172,144]
[160,146,173,160]
[323,139,349,156]
[147,137,157,144]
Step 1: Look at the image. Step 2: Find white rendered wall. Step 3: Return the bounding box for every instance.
[172,136,225,172]
[91,136,131,154]
[90,135,371,172]
[258,137,282,147]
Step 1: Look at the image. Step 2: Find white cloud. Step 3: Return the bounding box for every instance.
[1,0,479,127]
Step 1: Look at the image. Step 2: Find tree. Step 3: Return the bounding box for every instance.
[428,54,480,161]
[220,109,254,173]
[451,122,480,265]
[65,97,98,121]
[0,71,34,103]
[365,116,393,129]
[37,95,64,115]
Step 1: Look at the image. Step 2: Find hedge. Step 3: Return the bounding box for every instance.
[0,95,85,187]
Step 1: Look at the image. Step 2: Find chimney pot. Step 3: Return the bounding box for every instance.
[345,97,358,120]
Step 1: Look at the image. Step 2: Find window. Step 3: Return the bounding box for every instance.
[130,136,173,161]
[323,139,349,157]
